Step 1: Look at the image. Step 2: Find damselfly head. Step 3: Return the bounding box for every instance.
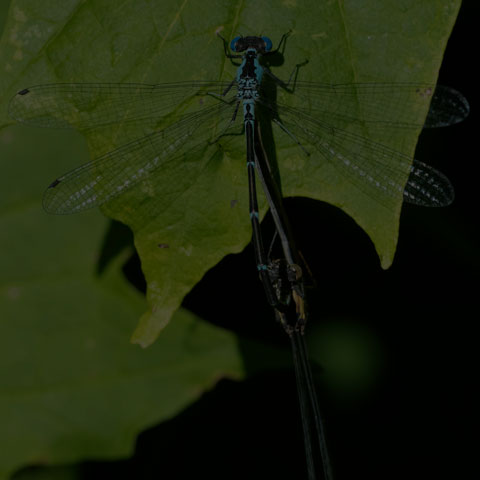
[230,36,273,53]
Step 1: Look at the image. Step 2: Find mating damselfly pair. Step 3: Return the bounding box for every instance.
[9,32,469,480]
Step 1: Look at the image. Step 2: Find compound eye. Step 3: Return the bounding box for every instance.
[262,36,273,52]
[230,36,242,52]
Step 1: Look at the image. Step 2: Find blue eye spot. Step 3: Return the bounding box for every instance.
[262,36,273,52]
[230,36,241,52]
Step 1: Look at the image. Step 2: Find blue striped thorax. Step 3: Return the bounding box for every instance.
[236,49,264,104]
[230,36,272,105]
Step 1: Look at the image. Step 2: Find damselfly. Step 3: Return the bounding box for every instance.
[9,32,469,480]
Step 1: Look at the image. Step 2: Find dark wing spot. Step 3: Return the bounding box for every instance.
[48,179,61,189]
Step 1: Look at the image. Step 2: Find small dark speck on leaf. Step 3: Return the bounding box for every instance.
[416,87,433,98]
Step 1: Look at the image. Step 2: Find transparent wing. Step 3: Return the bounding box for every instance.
[258,81,468,208]
[424,85,470,128]
[274,82,469,131]
[262,98,454,209]
[405,160,454,206]
[43,99,241,214]
[8,81,234,130]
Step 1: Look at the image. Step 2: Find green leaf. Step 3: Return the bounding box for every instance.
[0,0,461,347]
[0,124,245,479]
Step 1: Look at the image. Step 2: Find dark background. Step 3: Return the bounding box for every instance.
[14,1,477,479]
